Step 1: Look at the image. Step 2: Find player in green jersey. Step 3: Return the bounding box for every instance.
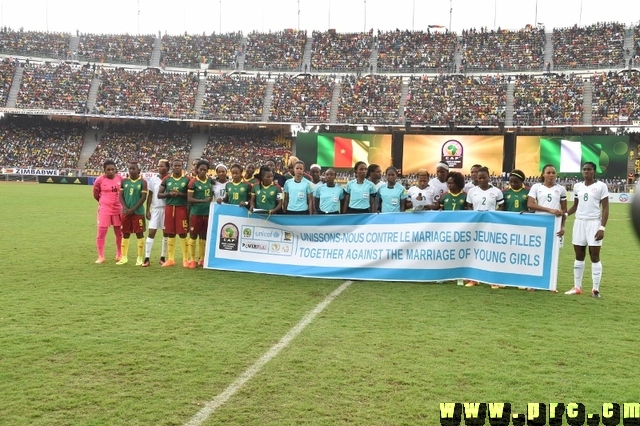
[440,172,467,211]
[187,160,214,268]
[440,171,467,286]
[250,167,283,214]
[218,164,251,207]
[503,169,529,213]
[158,160,190,267]
[118,162,148,265]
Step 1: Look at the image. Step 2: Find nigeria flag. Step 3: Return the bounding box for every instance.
[539,138,602,173]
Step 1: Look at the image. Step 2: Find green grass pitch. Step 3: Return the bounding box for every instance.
[0,182,639,425]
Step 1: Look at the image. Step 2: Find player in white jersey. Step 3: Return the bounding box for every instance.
[564,162,609,298]
[466,167,504,212]
[527,164,567,238]
[429,162,450,203]
[143,159,170,266]
[406,169,437,210]
[463,164,481,193]
[212,164,229,201]
[464,167,504,288]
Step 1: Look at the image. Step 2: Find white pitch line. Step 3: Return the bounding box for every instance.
[184,280,354,426]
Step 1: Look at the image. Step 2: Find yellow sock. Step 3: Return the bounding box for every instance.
[167,237,176,261]
[199,238,206,262]
[137,238,144,257]
[121,238,130,257]
[180,237,188,262]
[188,237,197,262]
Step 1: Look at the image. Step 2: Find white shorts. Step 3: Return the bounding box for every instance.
[149,207,165,230]
[572,218,602,247]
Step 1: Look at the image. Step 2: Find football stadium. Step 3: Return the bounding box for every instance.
[1,7,640,425]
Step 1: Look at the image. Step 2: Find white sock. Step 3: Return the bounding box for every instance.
[145,237,154,258]
[573,260,585,289]
[592,262,602,291]
[161,237,168,257]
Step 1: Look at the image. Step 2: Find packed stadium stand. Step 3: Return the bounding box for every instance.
[552,23,625,70]
[512,73,585,126]
[16,62,93,113]
[337,75,403,124]
[244,30,307,71]
[200,129,291,167]
[404,74,507,126]
[0,29,70,60]
[0,118,85,169]
[376,29,457,72]
[83,124,192,172]
[310,30,373,71]
[160,33,242,69]
[0,23,639,176]
[77,34,155,65]
[0,57,17,106]
[269,74,334,123]
[460,26,546,71]
[200,74,267,121]
[93,68,199,119]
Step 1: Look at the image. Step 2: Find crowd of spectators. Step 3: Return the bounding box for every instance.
[552,22,625,70]
[84,124,192,172]
[16,62,93,113]
[269,75,334,122]
[200,129,291,168]
[160,32,242,69]
[591,71,640,124]
[0,58,16,107]
[0,28,69,59]
[461,26,545,71]
[376,29,457,72]
[200,74,266,121]
[311,31,373,71]
[0,118,84,169]
[404,74,507,126]
[77,34,155,65]
[337,75,402,124]
[244,30,306,71]
[512,73,584,125]
[94,68,198,119]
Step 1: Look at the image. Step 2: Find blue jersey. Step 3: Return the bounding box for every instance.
[377,183,408,213]
[283,177,313,212]
[315,183,345,213]
[345,179,376,210]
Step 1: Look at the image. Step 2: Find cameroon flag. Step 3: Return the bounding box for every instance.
[316,135,370,168]
[295,133,392,170]
[539,138,602,173]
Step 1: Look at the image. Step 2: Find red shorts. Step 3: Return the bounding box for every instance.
[164,205,189,235]
[189,215,209,237]
[122,214,145,234]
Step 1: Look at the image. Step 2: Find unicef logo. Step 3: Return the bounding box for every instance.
[619,194,629,203]
[273,231,280,238]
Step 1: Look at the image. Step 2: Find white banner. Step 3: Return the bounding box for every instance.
[205,205,561,290]
[2,167,59,176]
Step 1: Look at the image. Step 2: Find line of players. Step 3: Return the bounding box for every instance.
[92,158,608,296]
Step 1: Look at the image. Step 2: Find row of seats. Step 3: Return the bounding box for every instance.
[552,23,625,70]
[3,63,639,124]
[404,74,507,126]
[0,25,634,71]
[0,119,85,169]
[160,33,242,69]
[0,118,293,172]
